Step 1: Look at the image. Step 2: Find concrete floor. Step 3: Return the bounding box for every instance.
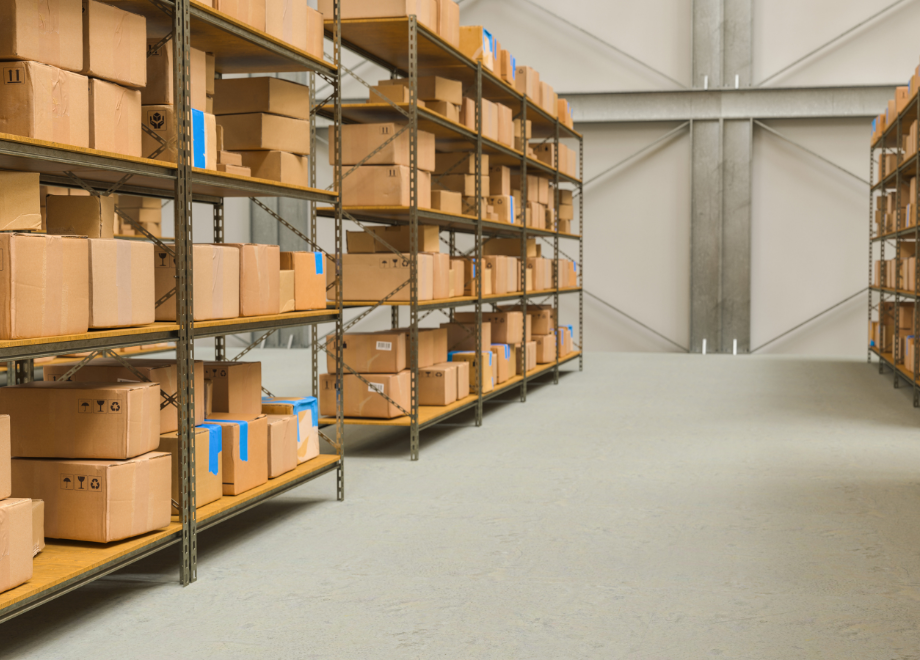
[3,352,920,659]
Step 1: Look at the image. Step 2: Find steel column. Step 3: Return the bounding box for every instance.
[408,17,421,460]
[721,119,752,352]
[690,120,723,352]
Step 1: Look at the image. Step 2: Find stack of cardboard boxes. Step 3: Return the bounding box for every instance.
[0,415,38,596]
[318,0,460,48]
[451,311,533,384]
[875,302,918,372]
[117,195,163,237]
[483,238,577,293]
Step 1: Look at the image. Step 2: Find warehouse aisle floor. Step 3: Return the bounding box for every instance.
[4,352,920,659]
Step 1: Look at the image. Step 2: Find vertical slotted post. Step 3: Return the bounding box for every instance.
[310,69,319,397]
[914,114,920,404]
[173,0,196,586]
[213,202,226,362]
[449,231,456,323]
[578,132,584,372]
[391,307,400,329]
[409,16,421,459]
[553,121,560,384]
[475,63,484,426]
[880,140,887,376]
[13,360,34,384]
[895,117,903,388]
[520,100,528,402]
[333,0,345,499]
[869,145,875,366]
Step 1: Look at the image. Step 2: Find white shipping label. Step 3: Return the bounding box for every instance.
[376,341,393,351]
[368,383,385,394]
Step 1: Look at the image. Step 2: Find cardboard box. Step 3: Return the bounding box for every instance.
[215,0,266,30]
[0,173,41,232]
[0,498,32,592]
[317,0,435,30]
[265,0,310,52]
[497,103,513,147]
[143,41,207,111]
[515,66,540,99]
[81,0,146,88]
[427,101,460,123]
[227,243,281,317]
[488,195,515,224]
[489,166,511,196]
[557,325,574,356]
[159,425,223,515]
[206,53,215,95]
[261,396,319,464]
[280,270,295,313]
[368,84,412,105]
[43,358,207,432]
[459,97,476,131]
[360,225,441,257]
[503,303,555,335]
[526,257,546,292]
[239,151,309,187]
[435,0,460,47]
[455,311,527,344]
[435,152,487,175]
[511,341,537,375]
[0,62,89,147]
[154,244,241,321]
[143,106,217,170]
[327,331,407,374]
[481,98,499,141]
[341,166,432,208]
[442,322,491,352]
[450,259,464,298]
[216,113,310,155]
[0,415,8,499]
[448,350,495,393]
[0,234,89,340]
[218,163,249,175]
[31,499,44,557]
[204,361,262,418]
[320,371,411,420]
[397,327,448,369]
[265,415,297,478]
[490,344,512,383]
[219,151,243,166]
[382,76,462,106]
[535,333,556,363]
[88,239,155,329]
[0,0,83,72]
[459,26,494,71]
[46,195,115,238]
[330,124,435,171]
[11,451,170,542]
[203,414,269,496]
[281,251,327,311]
[419,364,458,406]
[1,380,160,459]
[213,77,311,120]
[484,237,538,258]
[429,252,450,300]
[432,190,462,215]
[484,255,509,295]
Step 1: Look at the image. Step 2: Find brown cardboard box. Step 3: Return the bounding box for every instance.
[485,255,509,295]
[426,101,460,122]
[526,257,546,292]
[1,381,160,459]
[0,62,89,147]
[206,53,215,95]
[435,152,488,175]
[326,332,407,374]
[319,371,411,420]
[330,124,435,171]
[396,327,448,369]
[0,0,83,72]
[368,84,412,105]
[11,451,170,542]
[239,151,309,187]
[557,325,574,356]
[0,234,89,340]
[219,151,243,166]
[484,237,538,258]
[154,244,241,321]
[363,226,442,260]
[515,66,540,99]
[0,415,8,499]
[459,97,476,130]
[481,98,499,141]
[304,5,324,58]
[459,26,494,71]
[0,498,32,592]
[226,244,281,317]
[213,77,311,120]
[450,259,464,297]
[204,361,262,417]
[490,344,512,384]
[159,426,222,515]
[143,41,207,111]
[430,252,450,299]
[455,311,528,344]
[0,172,41,231]
[265,415,297,478]
[419,364,458,406]
[215,0,266,30]
[44,358,206,432]
[81,0,146,89]
[46,194,115,238]
[502,303,555,335]
[217,163,248,176]
[281,251,327,311]
[489,166,511,196]
[449,350,495,393]
[511,341,537,375]
[382,76,462,106]
[535,333,556,363]
[432,190,463,215]
[497,103,513,147]
[88,239,154,329]
[142,105,218,170]
[346,231,378,254]
[340,253,434,302]
[261,397,318,464]
[317,0,435,30]
[442,322,491,352]
[204,414,269,496]
[341,166,432,208]
[445,360,470,399]
[435,0,460,47]
[266,0,310,52]
[31,499,44,557]
[216,113,310,155]
[279,270,295,313]
[488,195,515,224]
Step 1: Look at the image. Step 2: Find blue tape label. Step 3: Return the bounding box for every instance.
[191,109,206,169]
[314,252,324,275]
[207,418,248,461]
[265,397,318,447]
[199,423,223,476]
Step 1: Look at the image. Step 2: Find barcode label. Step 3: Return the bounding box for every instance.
[368,383,385,394]
[376,341,393,351]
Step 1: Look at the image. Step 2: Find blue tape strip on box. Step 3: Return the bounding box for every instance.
[314,252,324,275]
[262,396,318,446]
[192,109,206,169]
[198,423,224,476]
[207,418,248,461]
[493,344,511,359]
[510,197,515,224]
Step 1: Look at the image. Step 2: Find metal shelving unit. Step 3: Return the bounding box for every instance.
[0,0,345,624]
[319,17,584,461]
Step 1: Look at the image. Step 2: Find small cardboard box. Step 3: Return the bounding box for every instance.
[227,244,281,317]
[436,0,460,48]
[142,106,217,170]
[317,0,435,31]
[448,360,470,399]
[429,252,450,300]
[331,124,435,171]
[280,270,295,313]
[0,0,83,72]
[485,255,509,295]
[204,361,263,418]
[11,452,170,543]
[31,499,44,557]
[143,41,207,112]
[419,364,458,406]
[261,396,319,464]
[46,195,115,238]
[216,113,310,155]
[327,331,407,374]
[0,234,89,340]
[341,253,434,302]
[489,166,511,196]
[0,415,9,499]
[0,62,89,147]
[215,0,266,30]
[557,325,574,356]
[0,173,41,232]
[205,414,269,496]
[265,415,298,479]
[442,322,491,352]
[154,244,241,322]
[1,381,160,459]
[381,76,462,106]
[427,101,460,123]
[281,252,327,311]
[239,151,310,187]
[511,341,537,375]
[213,77,312,120]
[367,225,441,254]
[159,425,223,515]
[535,333,556,363]
[81,0,146,88]
[459,26,494,71]
[450,259,464,297]
[432,190,462,215]
[89,78,142,157]
[319,371,411,420]
[341,166,432,208]
[397,327,448,369]
[455,311,527,344]
[490,344,512,383]
[449,350,495,393]
[265,0,310,52]
[88,239,155,329]
[0,498,33,593]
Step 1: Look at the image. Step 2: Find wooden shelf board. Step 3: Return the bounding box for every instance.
[0,323,180,352]
[194,309,339,331]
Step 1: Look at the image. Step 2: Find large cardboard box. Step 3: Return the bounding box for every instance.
[31,499,44,557]
[81,0,146,88]
[455,311,527,344]
[265,415,297,478]
[88,239,155,329]
[419,364,458,406]
[204,361,262,418]
[0,234,89,340]
[396,327,448,369]
[330,124,435,171]
[1,381,160,459]
[213,77,311,120]
[143,106,218,170]
[265,0,309,51]
[205,414,269,496]
[261,396,319,464]
[535,333,556,363]
[0,0,83,72]
[317,0,435,30]
[341,253,434,302]
[436,0,460,48]
[490,344,512,383]
[215,0,266,31]
[143,41,207,112]
[281,251,327,311]
[0,415,8,499]
[432,190,462,215]
[239,151,309,187]
[159,425,223,515]
[442,322,491,352]
[227,244,281,317]
[0,62,89,147]
[155,244,241,322]
[448,350,495,393]
[319,371,411,420]
[0,498,32,593]
[89,78,142,157]
[216,113,310,155]
[327,331,407,374]
[46,195,115,238]
[459,26,494,71]
[0,173,41,232]
[11,452,170,542]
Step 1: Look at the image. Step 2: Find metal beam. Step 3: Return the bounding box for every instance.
[721,119,752,353]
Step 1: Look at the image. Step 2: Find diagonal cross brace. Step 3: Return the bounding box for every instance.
[342,210,406,260]
[325,349,411,418]
[233,329,278,362]
[333,124,409,187]
[250,197,336,261]
[115,207,176,257]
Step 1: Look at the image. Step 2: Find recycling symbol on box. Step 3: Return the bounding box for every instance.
[110,402,121,412]
[90,478,100,491]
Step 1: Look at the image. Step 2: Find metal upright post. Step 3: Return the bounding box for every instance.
[552,121,560,384]
[475,63,484,426]
[172,0,197,586]
[520,100,528,402]
[334,0,345,499]
[310,69,319,395]
[578,132,584,372]
[869,145,875,366]
[213,202,226,362]
[895,117,903,388]
[914,105,920,403]
[408,16,421,460]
